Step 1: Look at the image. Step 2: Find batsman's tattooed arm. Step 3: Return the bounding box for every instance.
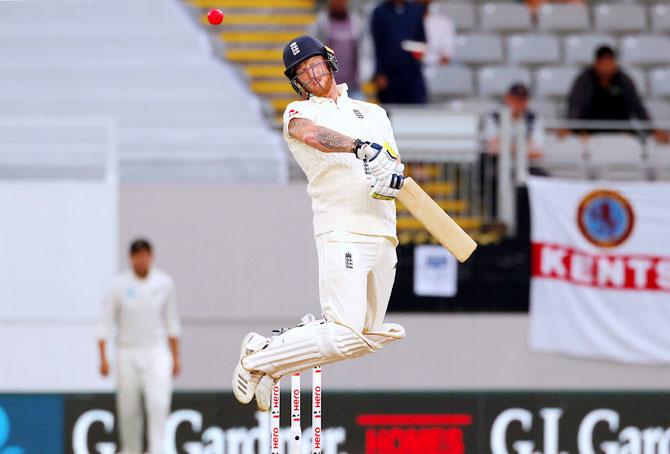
[288,118,357,153]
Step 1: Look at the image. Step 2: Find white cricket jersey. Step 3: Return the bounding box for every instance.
[98,267,181,348]
[283,84,398,239]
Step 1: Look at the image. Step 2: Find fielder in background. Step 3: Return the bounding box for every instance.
[98,238,182,454]
[233,35,406,411]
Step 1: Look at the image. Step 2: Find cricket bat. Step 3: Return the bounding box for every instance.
[397,177,477,262]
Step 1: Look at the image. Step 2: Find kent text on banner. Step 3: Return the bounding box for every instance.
[528,176,670,364]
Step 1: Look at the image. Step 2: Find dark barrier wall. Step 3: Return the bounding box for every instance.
[2,391,670,453]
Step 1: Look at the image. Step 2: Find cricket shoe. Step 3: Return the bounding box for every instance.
[255,374,279,412]
[232,332,269,405]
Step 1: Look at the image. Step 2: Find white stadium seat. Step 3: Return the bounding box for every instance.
[507,34,561,65]
[529,99,561,119]
[535,66,581,98]
[537,135,588,179]
[478,66,532,97]
[649,67,670,98]
[438,2,476,31]
[563,34,618,65]
[651,4,670,33]
[445,98,502,115]
[645,99,670,121]
[622,66,648,97]
[480,3,532,32]
[537,3,589,32]
[621,35,670,67]
[593,4,647,33]
[425,65,474,98]
[455,34,504,64]
[587,134,646,180]
[647,141,670,180]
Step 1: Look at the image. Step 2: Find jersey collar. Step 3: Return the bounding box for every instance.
[309,83,350,105]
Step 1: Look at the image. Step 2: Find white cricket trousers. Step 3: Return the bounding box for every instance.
[116,344,172,454]
[315,231,398,332]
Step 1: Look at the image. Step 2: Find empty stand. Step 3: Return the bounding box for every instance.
[0,0,287,183]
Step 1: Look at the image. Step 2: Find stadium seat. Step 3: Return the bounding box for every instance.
[650,4,670,33]
[587,134,646,180]
[537,3,589,32]
[478,66,532,97]
[529,99,560,119]
[438,2,476,31]
[621,35,670,67]
[647,141,670,180]
[645,99,670,121]
[537,135,588,179]
[649,67,670,98]
[593,4,647,34]
[507,34,561,66]
[563,34,618,65]
[622,66,648,96]
[425,65,474,99]
[535,66,581,98]
[479,3,532,32]
[455,34,504,64]
[445,98,502,115]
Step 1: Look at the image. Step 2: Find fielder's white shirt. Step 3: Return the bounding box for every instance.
[283,84,398,239]
[99,267,181,349]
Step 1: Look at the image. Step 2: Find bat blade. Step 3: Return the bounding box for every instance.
[397,177,477,262]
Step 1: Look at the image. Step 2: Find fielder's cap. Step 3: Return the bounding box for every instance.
[283,35,329,79]
[508,83,530,98]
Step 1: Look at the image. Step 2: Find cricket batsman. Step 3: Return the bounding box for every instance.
[233,35,406,411]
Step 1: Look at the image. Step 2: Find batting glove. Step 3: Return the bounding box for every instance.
[353,140,403,177]
[371,172,405,200]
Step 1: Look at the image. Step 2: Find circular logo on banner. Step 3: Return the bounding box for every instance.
[577,189,635,248]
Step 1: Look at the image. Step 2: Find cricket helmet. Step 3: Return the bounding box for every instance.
[283,35,338,96]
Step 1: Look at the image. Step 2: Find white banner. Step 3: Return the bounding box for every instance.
[528,177,670,364]
[413,245,457,297]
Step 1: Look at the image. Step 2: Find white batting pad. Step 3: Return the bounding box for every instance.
[242,319,405,378]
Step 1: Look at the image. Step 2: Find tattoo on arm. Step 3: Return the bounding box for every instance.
[288,118,356,153]
[313,128,355,151]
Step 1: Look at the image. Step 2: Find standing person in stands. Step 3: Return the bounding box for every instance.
[567,45,668,141]
[483,83,545,165]
[311,0,366,99]
[98,239,182,454]
[371,0,427,104]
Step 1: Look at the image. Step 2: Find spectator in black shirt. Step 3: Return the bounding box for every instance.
[371,0,427,104]
[567,45,668,142]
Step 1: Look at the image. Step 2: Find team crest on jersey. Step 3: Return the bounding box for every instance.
[345,252,353,269]
[577,189,635,248]
[290,42,300,56]
[288,109,300,119]
[353,109,364,119]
